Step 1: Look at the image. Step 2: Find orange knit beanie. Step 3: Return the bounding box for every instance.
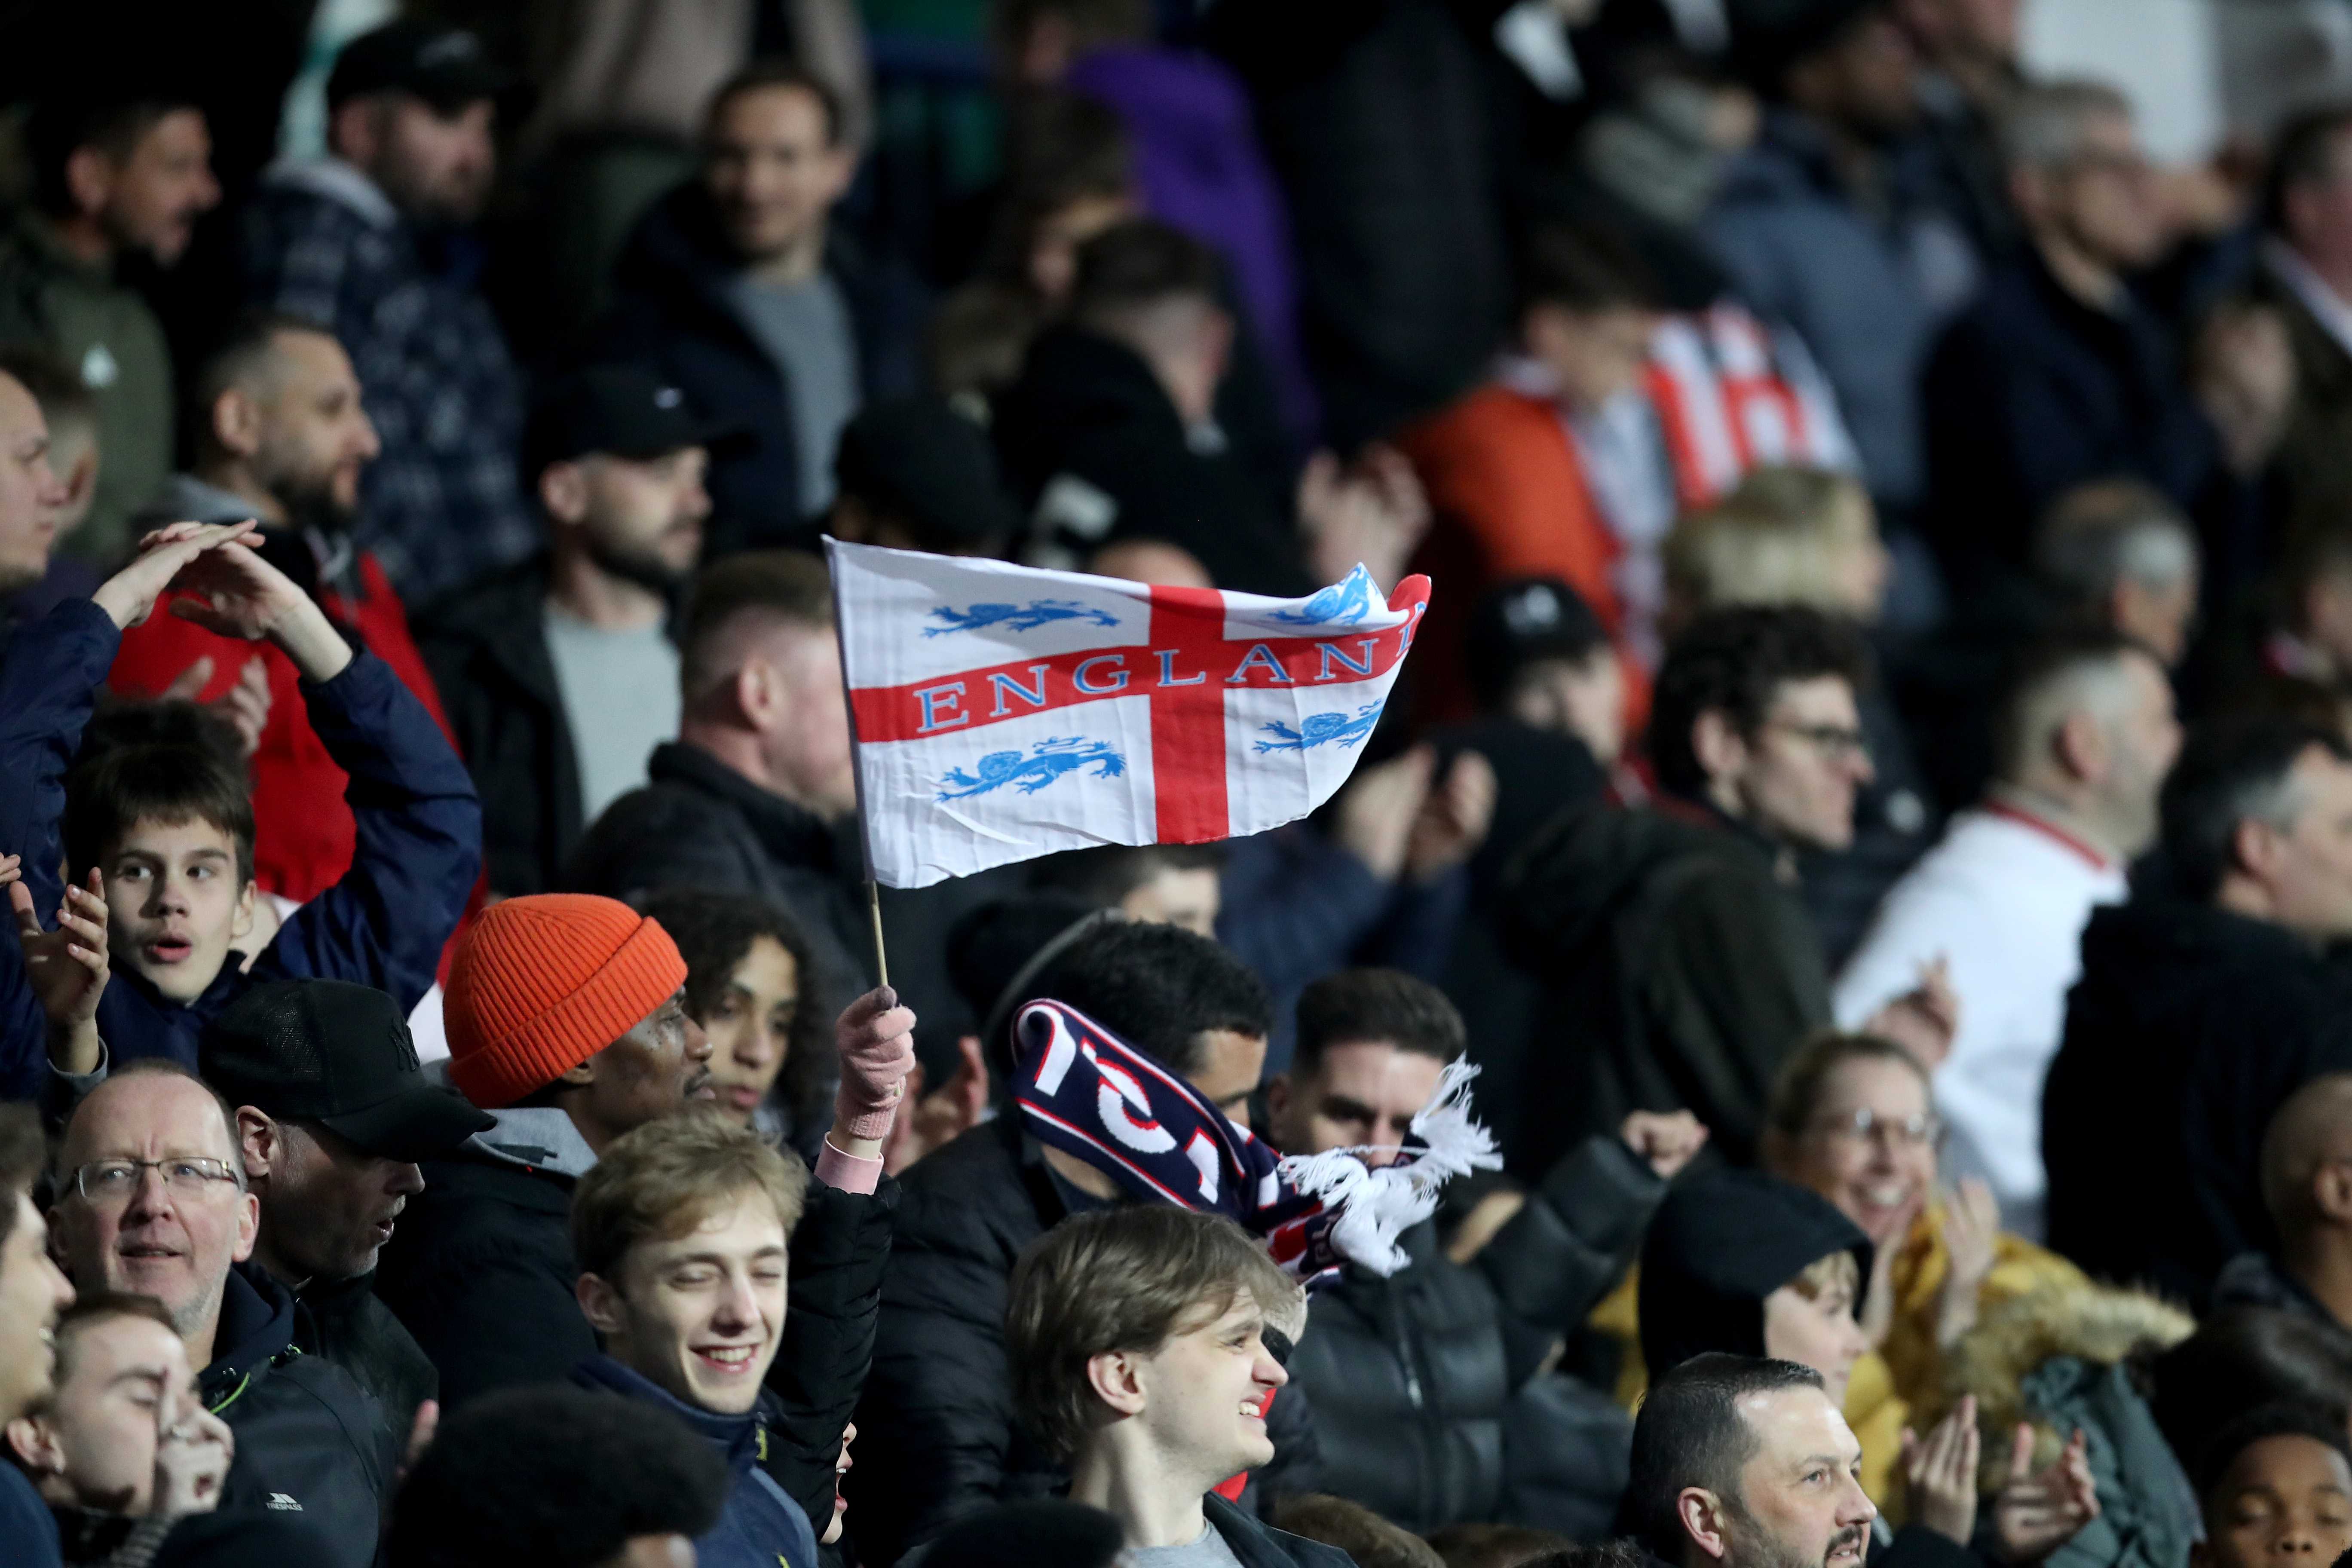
[445,894,689,1110]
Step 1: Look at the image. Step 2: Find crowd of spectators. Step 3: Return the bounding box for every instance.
[15,0,2352,1565]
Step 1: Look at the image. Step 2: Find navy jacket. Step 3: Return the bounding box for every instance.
[573,1355,820,1568]
[0,1461,61,1568]
[0,600,481,1099]
[596,182,926,556]
[1921,249,2218,592]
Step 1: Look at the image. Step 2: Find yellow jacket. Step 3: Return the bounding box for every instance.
[1880,1204,2089,1430]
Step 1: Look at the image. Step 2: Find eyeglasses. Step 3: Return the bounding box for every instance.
[1808,1108,1943,1152]
[70,1158,243,1205]
[1764,720,1870,763]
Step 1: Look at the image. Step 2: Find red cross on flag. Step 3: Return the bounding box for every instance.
[827,539,1432,888]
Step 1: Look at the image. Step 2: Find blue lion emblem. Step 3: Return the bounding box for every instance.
[1255,701,1384,754]
[924,599,1121,637]
[1268,566,1376,627]
[937,737,1128,799]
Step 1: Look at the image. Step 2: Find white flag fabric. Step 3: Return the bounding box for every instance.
[827,539,1431,889]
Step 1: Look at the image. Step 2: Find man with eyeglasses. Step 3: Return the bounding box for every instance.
[1921,77,2291,601]
[48,1059,392,1568]
[1500,606,1953,1176]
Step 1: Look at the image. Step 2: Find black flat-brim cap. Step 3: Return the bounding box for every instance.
[327,21,508,114]
[524,363,751,481]
[202,980,491,1163]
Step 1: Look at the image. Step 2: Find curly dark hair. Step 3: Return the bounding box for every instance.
[637,890,827,1133]
[1647,605,1869,797]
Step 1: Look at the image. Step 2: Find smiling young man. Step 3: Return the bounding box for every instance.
[570,1111,821,1568]
[1502,606,1952,1175]
[1005,1204,1351,1566]
[48,1060,392,1568]
[0,519,479,1097]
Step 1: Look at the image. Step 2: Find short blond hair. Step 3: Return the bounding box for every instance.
[1005,1206,1301,1460]
[569,1112,808,1283]
[1665,466,1873,614]
[1785,1247,1859,1303]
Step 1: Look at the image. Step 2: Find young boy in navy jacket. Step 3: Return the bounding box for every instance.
[0,521,480,1097]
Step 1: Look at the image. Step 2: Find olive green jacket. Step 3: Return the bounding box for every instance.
[0,209,173,566]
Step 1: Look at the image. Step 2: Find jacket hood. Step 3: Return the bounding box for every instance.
[995,323,1188,487]
[1638,1170,1871,1377]
[421,1064,602,1180]
[202,1262,302,1391]
[646,741,844,875]
[572,1352,773,1473]
[133,474,264,529]
[261,156,401,230]
[1501,798,1763,957]
[1944,1281,2191,1481]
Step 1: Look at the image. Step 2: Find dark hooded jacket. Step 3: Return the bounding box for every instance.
[572,1357,820,1568]
[992,324,1314,599]
[559,741,871,1036]
[849,1113,1320,1564]
[1288,1135,1660,1536]
[1498,799,1830,1177]
[1636,1173,1976,1568]
[201,1262,393,1568]
[595,182,925,555]
[2044,899,2352,1308]
[296,1270,437,1458]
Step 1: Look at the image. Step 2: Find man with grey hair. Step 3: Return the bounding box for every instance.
[1837,626,2179,1239]
[1922,78,2291,598]
[2046,716,2352,1305]
[48,1060,392,1566]
[2034,478,2201,667]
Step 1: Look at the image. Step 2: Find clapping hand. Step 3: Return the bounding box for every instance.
[1902,1395,1982,1547]
[1992,1425,2099,1564]
[8,867,108,1075]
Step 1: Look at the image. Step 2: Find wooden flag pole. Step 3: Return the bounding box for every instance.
[868,879,890,990]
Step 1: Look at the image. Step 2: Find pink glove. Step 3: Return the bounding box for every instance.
[835,986,919,1140]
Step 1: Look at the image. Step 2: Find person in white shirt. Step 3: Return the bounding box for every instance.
[1833,625,2180,1238]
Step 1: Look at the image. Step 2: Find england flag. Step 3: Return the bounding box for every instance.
[827,539,1432,888]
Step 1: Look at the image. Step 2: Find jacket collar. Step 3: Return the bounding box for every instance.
[262,156,402,231]
[647,742,842,872]
[201,1262,301,1396]
[571,1353,771,1471]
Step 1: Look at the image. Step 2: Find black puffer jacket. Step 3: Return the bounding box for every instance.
[1287,1135,1662,1534]
[202,1263,393,1568]
[298,1269,437,1458]
[560,741,871,1031]
[850,1116,1319,1564]
[1500,798,1831,1175]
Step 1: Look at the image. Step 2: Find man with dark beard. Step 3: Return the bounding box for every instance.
[1626,1355,1886,1568]
[107,309,457,904]
[416,364,735,899]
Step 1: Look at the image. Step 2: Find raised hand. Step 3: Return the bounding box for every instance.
[89,521,258,631]
[1404,748,1497,883]
[163,539,351,681]
[1937,1178,2001,1347]
[152,1387,235,1518]
[159,654,275,758]
[1902,1394,1983,1547]
[1866,955,1960,1071]
[1992,1424,2099,1564]
[833,985,919,1149]
[1620,1109,1709,1180]
[9,869,108,1075]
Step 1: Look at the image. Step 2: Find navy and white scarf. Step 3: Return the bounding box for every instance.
[1011,999,1499,1281]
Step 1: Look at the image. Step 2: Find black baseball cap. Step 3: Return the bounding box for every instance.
[524,364,748,481]
[1466,576,1612,707]
[201,980,492,1163]
[327,21,506,114]
[834,394,1024,548]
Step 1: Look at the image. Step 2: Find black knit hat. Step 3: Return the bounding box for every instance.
[1638,1168,1871,1377]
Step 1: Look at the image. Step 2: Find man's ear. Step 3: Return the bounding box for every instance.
[325,96,382,167]
[2053,706,2108,786]
[228,879,257,947]
[576,1271,627,1336]
[539,460,589,527]
[235,1106,278,1184]
[2315,1160,2352,1225]
[2232,814,2279,890]
[62,144,113,221]
[1678,1485,1733,1562]
[231,1189,260,1265]
[557,1057,598,1089]
[1261,1073,1294,1136]
[1083,1348,1149,1419]
[3,1413,59,1474]
[211,387,263,461]
[1690,708,1748,790]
